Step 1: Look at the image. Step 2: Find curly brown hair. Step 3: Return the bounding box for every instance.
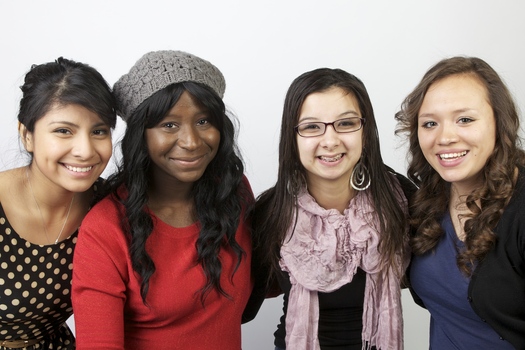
[395,56,525,275]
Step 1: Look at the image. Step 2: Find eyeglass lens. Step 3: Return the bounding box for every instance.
[296,117,362,137]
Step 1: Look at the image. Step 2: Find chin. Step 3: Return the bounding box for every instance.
[175,173,206,184]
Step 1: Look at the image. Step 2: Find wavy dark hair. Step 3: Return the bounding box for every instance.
[18,57,116,132]
[253,68,408,285]
[106,81,250,303]
[395,56,525,275]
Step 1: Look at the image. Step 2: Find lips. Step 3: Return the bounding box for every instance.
[318,154,343,162]
[438,151,468,160]
[64,164,94,173]
[174,156,204,162]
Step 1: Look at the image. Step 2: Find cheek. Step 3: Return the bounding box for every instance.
[417,132,432,153]
[352,135,363,150]
[296,138,311,163]
[145,131,168,154]
[97,140,113,162]
[32,139,62,160]
[341,133,362,154]
[477,125,496,145]
[476,132,496,160]
[416,129,425,146]
[203,128,221,150]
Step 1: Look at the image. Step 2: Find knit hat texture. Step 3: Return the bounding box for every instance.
[113,50,226,121]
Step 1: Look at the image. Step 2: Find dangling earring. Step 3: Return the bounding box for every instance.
[287,170,304,196]
[350,159,371,191]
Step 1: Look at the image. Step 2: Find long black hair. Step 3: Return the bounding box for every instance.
[106,81,251,303]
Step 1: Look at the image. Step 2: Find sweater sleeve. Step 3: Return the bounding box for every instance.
[72,197,129,350]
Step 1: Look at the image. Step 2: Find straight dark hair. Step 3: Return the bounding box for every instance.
[253,68,408,285]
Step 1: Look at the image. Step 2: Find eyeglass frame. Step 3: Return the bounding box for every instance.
[293,117,365,137]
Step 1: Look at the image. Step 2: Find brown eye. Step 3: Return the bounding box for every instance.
[196,118,210,126]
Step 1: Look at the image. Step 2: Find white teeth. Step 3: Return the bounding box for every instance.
[439,151,467,160]
[319,154,343,162]
[65,165,93,173]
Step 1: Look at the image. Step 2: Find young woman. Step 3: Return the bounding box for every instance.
[252,68,412,350]
[396,56,525,349]
[0,58,116,349]
[71,50,254,349]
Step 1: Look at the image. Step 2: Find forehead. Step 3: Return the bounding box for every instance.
[422,74,490,108]
[300,87,360,117]
[36,103,102,124]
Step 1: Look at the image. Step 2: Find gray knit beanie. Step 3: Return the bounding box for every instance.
[113,50,226,121]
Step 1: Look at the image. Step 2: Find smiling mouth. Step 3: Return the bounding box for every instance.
[438,151,468,160]
[65,165,94,173]
[318,154,343,162]
[174,157,204,163]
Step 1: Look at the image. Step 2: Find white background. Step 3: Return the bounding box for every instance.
[1,1,524,349]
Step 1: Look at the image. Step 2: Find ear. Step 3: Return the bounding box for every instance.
[18,122,34,153]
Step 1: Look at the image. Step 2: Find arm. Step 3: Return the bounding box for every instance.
[72,202,128,350]
[241,279,266,324]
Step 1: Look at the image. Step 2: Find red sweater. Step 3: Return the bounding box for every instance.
[72,193,253,350]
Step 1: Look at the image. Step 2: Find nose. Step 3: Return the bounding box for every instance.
[319,124,341,149]
[72,133,95,160]
[177,125,202,150]
[437,122,458,145]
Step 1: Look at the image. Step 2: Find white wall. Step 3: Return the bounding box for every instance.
[1,1,524,349]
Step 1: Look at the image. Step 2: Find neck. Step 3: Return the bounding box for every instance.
[148,180,193,204]
[26,166,75,208]
[306,178,355,214]
[449,179,483,209]
[449,173,484,198]
[147,180,196,227]
[26,166,76,244]
[449,181,483,241]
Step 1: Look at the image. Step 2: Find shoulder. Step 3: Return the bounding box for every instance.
[514,166,525,202]
[241,175,252,191]
[493,168,525,253]
[92,177,107,197]
[241,174,255,197]
[0,167,25,201]
[82,193,123,230]
[386,168,418,202]
[501,167,525,218]
[77,193,129,256]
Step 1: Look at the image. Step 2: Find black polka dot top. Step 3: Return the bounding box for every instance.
[0,203,76,349]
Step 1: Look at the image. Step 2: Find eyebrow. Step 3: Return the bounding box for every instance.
[48,121,108,128]
[418,108,476,119]
[298,110,360,123]
[162,109,209,120]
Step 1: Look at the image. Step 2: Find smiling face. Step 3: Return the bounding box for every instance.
[296,87,363,189]
[417,74,496,193]
[145,90,220,189]
[23,103,113,193]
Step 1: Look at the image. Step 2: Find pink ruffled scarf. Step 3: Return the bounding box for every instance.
[280,188,408,350]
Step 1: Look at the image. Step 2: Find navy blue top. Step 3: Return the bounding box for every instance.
[410,212,513,350]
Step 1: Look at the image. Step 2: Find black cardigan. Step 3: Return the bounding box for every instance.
[408,167,525,349]
[468,167,525,349]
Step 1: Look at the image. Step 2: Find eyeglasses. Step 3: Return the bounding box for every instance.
[294,117,365,137]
